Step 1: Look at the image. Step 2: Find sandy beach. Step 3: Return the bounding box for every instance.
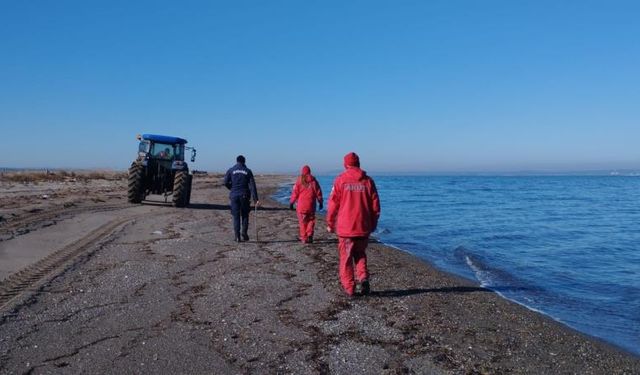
[0,173,638,374]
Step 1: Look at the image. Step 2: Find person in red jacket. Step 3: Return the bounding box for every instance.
[326,152,380,297]
[290,165,323,243]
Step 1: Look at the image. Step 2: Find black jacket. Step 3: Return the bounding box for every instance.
[224,163,258,201]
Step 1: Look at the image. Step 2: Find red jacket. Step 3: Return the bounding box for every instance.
[327,167,380,237]
[290,175,323,213]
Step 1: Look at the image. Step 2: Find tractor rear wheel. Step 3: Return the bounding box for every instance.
[173,170,189,207]
[127,162,144,203]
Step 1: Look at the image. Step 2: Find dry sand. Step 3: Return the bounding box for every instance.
[0,174,638,374]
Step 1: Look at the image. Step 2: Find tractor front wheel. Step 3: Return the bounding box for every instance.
[185,174,193,205]
[173,170,189,207]
[127,162,144,203]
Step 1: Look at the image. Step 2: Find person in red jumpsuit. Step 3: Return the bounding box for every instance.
[290,165,323,243]
[326,152,380,297]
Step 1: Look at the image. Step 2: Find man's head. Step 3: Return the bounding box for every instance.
[301,165,311,175]
[237,155,246,164]
[343,152,360,168]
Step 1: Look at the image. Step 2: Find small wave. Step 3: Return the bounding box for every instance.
[462,254,563,320]
[464,255,492,288]
[457,248,545,293]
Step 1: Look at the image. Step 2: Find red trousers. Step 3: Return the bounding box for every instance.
[338,237,369,295]
[297,211,316,242]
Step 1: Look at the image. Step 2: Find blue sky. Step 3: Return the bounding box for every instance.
[1,0,639,173]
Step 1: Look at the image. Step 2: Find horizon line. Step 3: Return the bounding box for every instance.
[2,166,639,177]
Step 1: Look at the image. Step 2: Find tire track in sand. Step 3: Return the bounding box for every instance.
[0,214,142,312]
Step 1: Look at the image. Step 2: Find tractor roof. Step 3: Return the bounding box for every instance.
[142,134,188,145]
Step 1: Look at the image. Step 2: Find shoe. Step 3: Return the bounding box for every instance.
[234,236,242,242]
[308,235,313,243]
[361,280,370,295]
[242,233,250,242]
[343,290,356,300]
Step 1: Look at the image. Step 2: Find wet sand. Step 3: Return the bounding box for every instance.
[0,174,638,374]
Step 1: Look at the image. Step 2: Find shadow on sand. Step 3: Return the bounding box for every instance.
[254,206,290,212]
[187,203,231,210]
[309,239,339,245]
[370,286,492,298]
[258,239,340,245]
[186,203,289,212]
[257,239,301,244]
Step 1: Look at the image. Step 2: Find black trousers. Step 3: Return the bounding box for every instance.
[230,195,251,237]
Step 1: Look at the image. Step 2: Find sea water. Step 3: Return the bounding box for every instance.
[274,175,640,355]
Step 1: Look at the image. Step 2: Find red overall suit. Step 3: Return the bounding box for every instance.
[290,166,323,243]
[327,153,380,296]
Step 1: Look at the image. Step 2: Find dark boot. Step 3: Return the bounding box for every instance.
[241,221,249,241]
[361,280,370,295]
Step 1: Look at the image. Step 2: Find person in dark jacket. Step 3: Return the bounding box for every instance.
[224,155,260,242]
[289,165,323,243]
[327,152,380,297]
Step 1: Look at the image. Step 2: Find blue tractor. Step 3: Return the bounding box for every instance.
[127,134,197,207]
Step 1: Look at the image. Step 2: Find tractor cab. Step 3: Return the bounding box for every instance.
[137,134,196,163]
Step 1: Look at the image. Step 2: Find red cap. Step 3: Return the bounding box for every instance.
[343,152,360,168]
[301,165,311,175]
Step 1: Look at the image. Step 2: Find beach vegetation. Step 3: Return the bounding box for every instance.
[0,170,127,184]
